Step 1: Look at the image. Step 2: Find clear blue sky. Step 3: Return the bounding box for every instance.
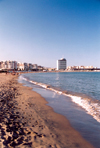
[0,0,100,68]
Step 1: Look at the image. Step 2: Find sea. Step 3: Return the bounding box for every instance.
[18,72,100,148]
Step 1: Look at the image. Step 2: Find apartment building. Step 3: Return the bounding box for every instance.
[17,62,24,71]
[33,64,38,70]
[0,60,44,71]
[24,63,29,71]
[0,61,17,70]
[29,63,33,70]
[57,58,67,70]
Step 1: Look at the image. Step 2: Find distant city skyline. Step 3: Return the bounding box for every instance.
[0,60,99,72]
[0,0,100,68]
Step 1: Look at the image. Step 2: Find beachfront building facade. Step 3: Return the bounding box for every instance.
[0,61,17,70]
[17,62,24,71]
[29,63,33,70]
[24,63,29,71]
[57,58,67,70]
[33,64,38,70]
[8,61,17,70]
[0,60,50,71]
[67,65,96,71]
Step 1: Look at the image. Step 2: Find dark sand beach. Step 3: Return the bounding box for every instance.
[0,73,94,148]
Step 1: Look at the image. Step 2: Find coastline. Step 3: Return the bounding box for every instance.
[0,73,94,148]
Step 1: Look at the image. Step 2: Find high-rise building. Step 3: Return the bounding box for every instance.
[57,58,67,70]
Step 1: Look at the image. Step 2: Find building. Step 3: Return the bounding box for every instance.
[67,65,95,71]
[24,63,29,71]
[0,61,5,70]
[14,61,17,70]
[33,64,38,70]
[0,61,17,70]
[17,62,24,71]
[57,58,67,70]
[29,63,33,70]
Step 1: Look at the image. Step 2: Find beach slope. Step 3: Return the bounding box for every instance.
[0,74,94,148]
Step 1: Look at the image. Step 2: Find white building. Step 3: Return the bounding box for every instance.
[7,61,17,70]
[57,58,67,70]
[17,62,24,71]
[0,61,17,70]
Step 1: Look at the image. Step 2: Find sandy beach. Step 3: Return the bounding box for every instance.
[0,73,94,148]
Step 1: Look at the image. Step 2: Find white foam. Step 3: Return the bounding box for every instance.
[19,75,100,123]
[64,94,100,123]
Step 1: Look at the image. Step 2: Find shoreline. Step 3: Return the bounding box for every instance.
[19,72,100,124]
[0,73,94,148]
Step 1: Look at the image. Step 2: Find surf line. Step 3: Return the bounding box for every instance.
[21,76,100,123]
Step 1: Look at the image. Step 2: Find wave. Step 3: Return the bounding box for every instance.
[18,75,100,123]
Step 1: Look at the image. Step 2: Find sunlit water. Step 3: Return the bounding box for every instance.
[18,72,100,148]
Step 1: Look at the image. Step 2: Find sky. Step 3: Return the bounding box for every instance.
[0,0,100,68]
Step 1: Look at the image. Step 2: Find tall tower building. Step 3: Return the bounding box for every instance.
[57,58,67,70]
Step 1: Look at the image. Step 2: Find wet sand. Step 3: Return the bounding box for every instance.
[0,73,94,148]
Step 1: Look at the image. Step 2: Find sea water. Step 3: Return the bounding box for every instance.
[18,72,100,148]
